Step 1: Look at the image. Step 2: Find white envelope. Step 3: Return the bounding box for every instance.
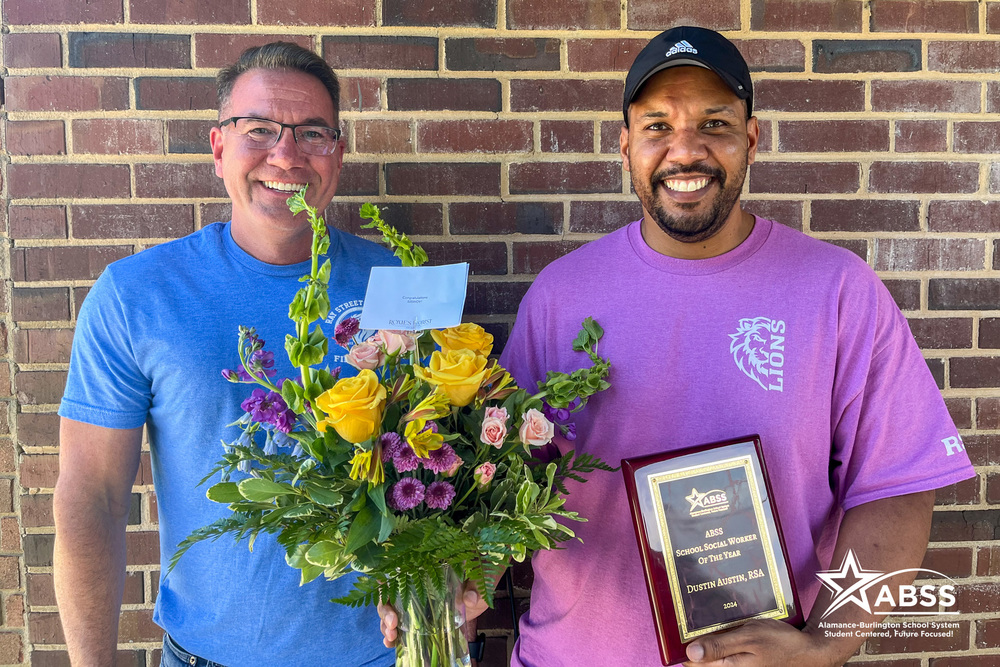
[359,263,470,331]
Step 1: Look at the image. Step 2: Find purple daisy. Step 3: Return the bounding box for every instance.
[424,481,456,510]
[388,477,425,511]
[380,432,404,462]
[392,444,420,472]
[420,443,460,474]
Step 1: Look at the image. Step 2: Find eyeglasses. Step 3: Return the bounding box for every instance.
[219,117,342,156]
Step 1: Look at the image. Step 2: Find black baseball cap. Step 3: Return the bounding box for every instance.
[623,26,753,125]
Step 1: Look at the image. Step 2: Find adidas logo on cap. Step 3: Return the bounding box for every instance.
[665,40,698,58]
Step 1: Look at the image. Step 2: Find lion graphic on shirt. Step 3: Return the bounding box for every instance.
[729,317,773,390]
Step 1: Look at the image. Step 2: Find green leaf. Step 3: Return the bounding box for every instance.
[377,513,395,543]
[306,485,343,507]
[345,503,381,554]
[238,478,295,502]
[206,482,242,504]
[366,483,387,514]
[305,540,346,568]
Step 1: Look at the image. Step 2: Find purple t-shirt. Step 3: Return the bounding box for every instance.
[499,218,975,667]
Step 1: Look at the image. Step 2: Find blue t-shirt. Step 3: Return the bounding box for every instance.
[60,222,396,666]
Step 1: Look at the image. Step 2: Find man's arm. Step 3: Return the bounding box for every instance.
[684,489,935,667]
[54,418,144,666]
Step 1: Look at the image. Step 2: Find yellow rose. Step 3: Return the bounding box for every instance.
[315,369,387,443]
[431,323,494,356]
[414,349,491,407]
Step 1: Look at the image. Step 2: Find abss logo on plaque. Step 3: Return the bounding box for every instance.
[685,488,729,517]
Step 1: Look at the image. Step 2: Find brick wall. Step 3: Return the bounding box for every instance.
[1,0,998,665]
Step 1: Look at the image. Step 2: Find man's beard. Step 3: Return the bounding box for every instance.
[634,159,748,244]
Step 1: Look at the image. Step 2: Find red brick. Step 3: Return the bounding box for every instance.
[5,121,65,157]
[450,202,561,235]
[11,289,69,323]
[340,76,381,113]
[510,161,621,195]
[4,77,128,112]
[135,77,216,111]
[386,79,500,112]
[568,38,656,72]
[135,453,153,487]
[324,36,436,70]
[29,611,63,644]
[26,573,55,606]
[1,518,22,553]
[29,649,69,666]
[258,0,374,26]
[16,329,74,364]
[871,1,978,32]
[131,0,251,24]
[568,200,643,233]
[979,396,1000,428]
[978,545,1000,576]
[117,609,161,642]
[0,633,22,664]
[743,200,803,230]
[385,163,500,196]
[71,119,163,155]
[754,79,865,112]
[332,162,378,197]
[906,317,973,350]
[929,201,1000,233]
[68,33,189,69]
[929,41,1000,72]
[8,164,130,200]
[9,206,67,240]
[849,659,920,667]
[446,38,559,71]
[354,120,412,154]
[513,241,587,274]
[869,162,979,194]
[125,531,159,566]
[951,358,1000,389]
[749,162,859,194]
[0,443,13,476]
[15,371,66,406]
[600,120,623,153]
[955,122,1000,154]
[327,203,442,236]
[12,247,131,282]
[509,0,617,29]
[193,33,312,68]
[421,242,507,275]
[944,397,972,430]
[629,0,739,30]
[541,121,594,153]
[813,39,921,73]
[954,583,1000,614]
[0,480,11,514]
[895,120,947,153]
[0,558,18,591]
[929,654,1000,667]
[752,0,862,32]
[134,163,227,199]
[20,494,53,529]
[465,282,530,316]
[778,120,888,153]
[921,546,973,579]
[5,595,25,628]
[935,475,980,505]
[866,621,970,654]
[873,238,984,272]
[871,81,980,113]
[929,279,1000,311]
[166,120,215,155]
[5,0,121,23]
[122,572,145,605]
[810,200,919,233]
[386,0,495,27]
[988,473,1000,505]
[733,39,807,72]
[511,79,621,112]
[984,317,1000,348]
[72,204,193,239]
[3,33,61,68]
[418,120,532,153]
[978,618,1000,649]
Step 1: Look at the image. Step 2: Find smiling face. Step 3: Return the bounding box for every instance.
[621,66,758,259]
[210,68,343,264]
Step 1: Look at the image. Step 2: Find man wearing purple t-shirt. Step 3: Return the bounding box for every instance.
[493,27,976,667]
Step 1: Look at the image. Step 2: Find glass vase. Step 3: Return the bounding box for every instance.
[396,564,471,667]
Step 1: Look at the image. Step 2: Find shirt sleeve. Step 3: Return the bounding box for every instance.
[830,279,975,511]
[59,268,152,429]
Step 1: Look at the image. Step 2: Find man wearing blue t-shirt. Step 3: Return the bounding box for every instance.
[54,43,396,667]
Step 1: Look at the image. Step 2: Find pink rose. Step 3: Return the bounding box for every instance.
[480,406,509,448]
[346,341,384,370]
[518,408,554,447]
[374,330,419,355]
[474,462,496,488]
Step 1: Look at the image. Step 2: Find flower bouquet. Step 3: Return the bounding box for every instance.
[171,191,613,667]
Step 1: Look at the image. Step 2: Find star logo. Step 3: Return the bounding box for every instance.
[815,550,885,618]
[684,488,728,515]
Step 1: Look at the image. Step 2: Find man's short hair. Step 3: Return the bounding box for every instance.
[217,42,341,121]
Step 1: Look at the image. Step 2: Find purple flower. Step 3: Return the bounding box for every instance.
[222,368,239,382]
[392,444,420,472]
[335,317,361,347]
[380,432,404,462]
[420,443,460,474]
[563,423,577,441]
[241,389,296,432]
[238,349,277,381]
[424,481,456,510]
[388,477,425,511]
